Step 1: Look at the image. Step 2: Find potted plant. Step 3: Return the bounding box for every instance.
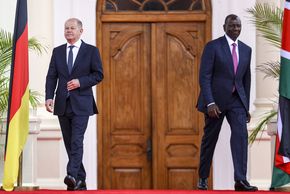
[246,3,282,144]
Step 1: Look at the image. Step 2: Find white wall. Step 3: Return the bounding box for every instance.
[0,0,16,31]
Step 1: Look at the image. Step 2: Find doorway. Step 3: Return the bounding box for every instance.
[96,0,212,189]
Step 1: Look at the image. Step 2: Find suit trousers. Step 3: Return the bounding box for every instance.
[199,92,248,181]
[58,98,89,181]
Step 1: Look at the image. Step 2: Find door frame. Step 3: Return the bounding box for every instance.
[96,0,212,189]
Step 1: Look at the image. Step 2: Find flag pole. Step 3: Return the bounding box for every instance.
[17,152,23,187]
[13,152,39,191]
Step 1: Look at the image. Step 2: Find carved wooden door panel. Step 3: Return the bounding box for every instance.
[100,22,205,189]
[101,23,152,189]
[152,23,204,189]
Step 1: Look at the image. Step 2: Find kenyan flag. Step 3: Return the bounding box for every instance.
[271,0,290,189]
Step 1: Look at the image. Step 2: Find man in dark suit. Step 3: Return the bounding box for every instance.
[45,18,103,190]
[196,14,258,191]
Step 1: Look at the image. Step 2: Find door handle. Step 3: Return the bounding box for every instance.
[146,138,152,161]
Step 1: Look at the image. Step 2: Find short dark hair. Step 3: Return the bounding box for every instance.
[224,14,239,24]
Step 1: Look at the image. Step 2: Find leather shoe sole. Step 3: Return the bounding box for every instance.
[235,180,258,191]
[235,187,258,191]
[197,186,207,190]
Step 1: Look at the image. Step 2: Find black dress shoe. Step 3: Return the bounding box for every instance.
[75,180,87,190]
[64,175,76,190]
[197,178,208,190]
[67,187,74,191]
[235,180,258,191]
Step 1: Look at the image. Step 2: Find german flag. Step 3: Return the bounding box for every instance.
[2,0,29,191]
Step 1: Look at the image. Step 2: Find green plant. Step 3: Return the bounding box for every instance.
[0,29,46,162]
[0,29,45,121]
[247,3,282,144]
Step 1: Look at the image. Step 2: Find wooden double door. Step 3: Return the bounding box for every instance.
[98,22,206,189]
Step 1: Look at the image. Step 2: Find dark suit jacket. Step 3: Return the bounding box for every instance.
[45,41,103,116]
[197,36,251,113]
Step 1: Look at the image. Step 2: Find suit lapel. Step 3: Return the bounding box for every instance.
[71,41,87,73]
[221,36,235,75]
[236,40,245,76]
[60,44,70,75]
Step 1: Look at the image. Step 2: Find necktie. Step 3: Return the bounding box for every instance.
[232,43,238,74]
[68,45,74,74]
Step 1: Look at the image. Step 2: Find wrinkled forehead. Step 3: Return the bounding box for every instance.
[65,20,79,28]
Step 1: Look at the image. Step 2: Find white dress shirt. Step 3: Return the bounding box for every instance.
[66,39,82,66]
[225,34,239,63]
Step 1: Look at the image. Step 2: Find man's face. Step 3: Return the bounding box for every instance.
[223,17,241,41]
[64,19,83,44]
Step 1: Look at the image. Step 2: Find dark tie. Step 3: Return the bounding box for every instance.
[232,43,238,74]
[68,45,74,74]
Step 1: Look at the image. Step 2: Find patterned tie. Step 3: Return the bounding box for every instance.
[68,45,74,74]
[232,43,238,74]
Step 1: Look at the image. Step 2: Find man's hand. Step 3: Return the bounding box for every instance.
[67,79,80,91]
[45,99,54,113]
[207,104,221,118]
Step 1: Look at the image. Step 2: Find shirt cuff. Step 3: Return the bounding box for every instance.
[207,102,215,107]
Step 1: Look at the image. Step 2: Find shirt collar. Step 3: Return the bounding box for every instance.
[67,39,82,48]
[225,34,238,46]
